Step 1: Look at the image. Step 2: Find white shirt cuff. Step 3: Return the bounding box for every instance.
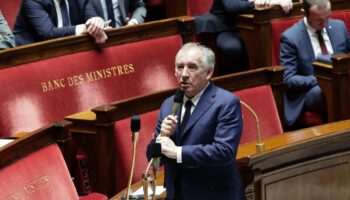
[176,146,182,163]
[75,24,86,35]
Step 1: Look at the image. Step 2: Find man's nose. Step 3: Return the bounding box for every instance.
[181,67,190,77]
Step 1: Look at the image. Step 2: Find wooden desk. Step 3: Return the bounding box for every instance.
[314,54,350,122]
[112,120,350,199]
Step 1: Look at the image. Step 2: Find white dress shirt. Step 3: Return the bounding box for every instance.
[304,17,334,57]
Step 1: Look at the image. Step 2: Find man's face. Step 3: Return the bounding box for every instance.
[306,2,331,31]
[175,48,213,98]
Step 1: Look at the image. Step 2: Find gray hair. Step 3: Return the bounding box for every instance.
[303,0,330,16]
[175,42,215,70]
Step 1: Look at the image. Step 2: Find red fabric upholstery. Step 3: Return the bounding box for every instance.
[79,193,108,200]
[144,0,164,6]
[0,143,106,200]
[234,85,283,144]
[0,35,182,136]
[0,0,21,30]
[114,110,159,192]
[187,0,212,16]
[331,11,350,32]
[270,17,300,65]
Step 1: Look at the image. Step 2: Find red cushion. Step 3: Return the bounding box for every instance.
[0,0,21,30]
[0,144,79,200]
[79,193,108,200]
[114,110,159,192]
[296,111,324,127]
[234,85,283,144]
[270,17,300,65]
[0,35,181,136]
[187,0,212,16]
[144,0,164,6]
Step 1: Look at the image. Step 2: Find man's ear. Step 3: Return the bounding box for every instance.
[206,68,214,80]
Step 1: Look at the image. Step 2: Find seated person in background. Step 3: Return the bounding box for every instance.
[0,10,15,49]
[14,0,107,46]
[196,0,293,74]
[148,43,244,199]
[280,0,350,128]
[91,0,146,27]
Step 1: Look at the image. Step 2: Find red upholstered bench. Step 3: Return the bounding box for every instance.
[0,0,21,29]
[0,16,194,137]
[114,110,159,192]
[235,85,283,144]
[0,121,107,200]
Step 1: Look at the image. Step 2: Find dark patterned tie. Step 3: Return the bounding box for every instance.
[316,30,329,55]
[60,0,71,26]
[105,0,116,27]
[180,100,193,135]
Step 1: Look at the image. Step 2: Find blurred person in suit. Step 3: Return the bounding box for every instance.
[147,43,244,200]
[280,0,350,128]
[0,10,15,49]
[196,0,293,74]
[91,0,146,27]
[14,0,108,46]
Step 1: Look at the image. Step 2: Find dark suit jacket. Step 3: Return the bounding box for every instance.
[148,83,244,200]
[91,0,146,25]
[195,0,254,34]
[280,18,350,126]
[14,0,97,46]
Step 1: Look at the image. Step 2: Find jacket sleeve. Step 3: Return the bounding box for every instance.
[0,11,15,49]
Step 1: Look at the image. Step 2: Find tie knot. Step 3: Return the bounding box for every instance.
[316,30,322,36]
[185,100,193,109]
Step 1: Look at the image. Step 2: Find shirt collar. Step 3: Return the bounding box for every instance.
[183,82,210,108]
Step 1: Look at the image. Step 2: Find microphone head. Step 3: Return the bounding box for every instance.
[147,143,162,158]
[130,115,141,132]
[174,89,184,104]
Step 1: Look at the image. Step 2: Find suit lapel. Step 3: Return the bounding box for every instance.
[300,21,316,60]
[181,83,216,139]
[326,20,336,51]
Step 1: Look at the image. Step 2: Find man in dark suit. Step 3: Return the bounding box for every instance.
[91,0,146,27]
[196,0,293,74]
[14,0,107,46]
[0,10,15,49]
[280,0,350,128]
[148,43,244,200]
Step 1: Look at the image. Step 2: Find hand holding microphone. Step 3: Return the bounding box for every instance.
[160,89,184,137]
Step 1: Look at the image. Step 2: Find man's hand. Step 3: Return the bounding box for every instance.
[86,17,105,37]
[160,115,178,137]
[156,136,177,159]
[255,0,293,14]
[126,18,138,26]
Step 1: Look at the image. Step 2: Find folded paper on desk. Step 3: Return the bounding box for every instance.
[122,186,166,199]
[0,139,15,148]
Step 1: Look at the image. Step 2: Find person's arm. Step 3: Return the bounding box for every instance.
[280,34,317,92]
[255,0,293,14]
[221,0,255,14]
[127,0,147,25]
[0,11,15,49]
[23,0,76,40]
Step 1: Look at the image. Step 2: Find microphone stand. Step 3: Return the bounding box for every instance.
[240,100,265,152]
[126,131,139,200]
[143,158,154,200]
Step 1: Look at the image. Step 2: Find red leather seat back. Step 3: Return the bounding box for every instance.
[113,110,159,192]
[187,0,212,16]
[0,0,21,29]
[234,85,283,144]
[0,35,181,136]
[270,17,300,65]
[0,144,79,200]
[331,10,350,31]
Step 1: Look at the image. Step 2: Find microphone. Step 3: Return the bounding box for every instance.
[144,143,162,200]
[172,89,184,115]
[126,115,141,200]
[240,100,265,152]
